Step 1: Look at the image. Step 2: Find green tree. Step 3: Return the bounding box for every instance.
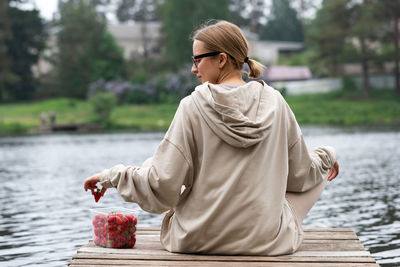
[0,1,18,101]
[260,0,304,42]
[6,7,46,101]
[348,0,382,98]
[160,0,230,69]
[0,0,44,102]
[377,0,400,96]
[229,0,266,33]
[116,0,162,58]
[55,0,124,99]
[307,0,352,76]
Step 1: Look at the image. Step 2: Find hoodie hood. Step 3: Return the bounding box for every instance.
[191,81,278,148]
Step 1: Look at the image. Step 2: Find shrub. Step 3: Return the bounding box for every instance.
[121,84,154,104]
[164,63,199,102]
[90,92,117,124]
[341,74,358,91]
[88,78,134,100]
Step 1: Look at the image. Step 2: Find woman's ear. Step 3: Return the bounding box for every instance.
[218,53,228,69]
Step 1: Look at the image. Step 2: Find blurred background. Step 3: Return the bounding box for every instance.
[0,0,399,266]
[0,0,399,134]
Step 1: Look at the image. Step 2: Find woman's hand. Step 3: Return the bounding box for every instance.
[84,173,107,196]
[327,161,339,181]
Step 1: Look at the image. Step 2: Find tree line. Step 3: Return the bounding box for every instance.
[0,0,399,103]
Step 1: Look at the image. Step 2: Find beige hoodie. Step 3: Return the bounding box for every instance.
[99,81,337,255]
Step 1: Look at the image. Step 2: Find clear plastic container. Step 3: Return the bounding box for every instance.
[90,207,138,248]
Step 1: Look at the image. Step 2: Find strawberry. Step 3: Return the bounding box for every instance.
[122,217,130,228]
[107,215,117,225]
[128,236,136,247]
[131,215,138,226]
[115,216,123,225]
[117,224,128,232]
[108,224,117,231]
[129,225,136,234]
[93,210,138,248]
[91,187,103,202]
[94,214,105,221]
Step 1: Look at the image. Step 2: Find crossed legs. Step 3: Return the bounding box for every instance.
[285,178,328,223]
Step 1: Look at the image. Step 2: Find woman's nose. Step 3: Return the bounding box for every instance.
[191,64,197,74]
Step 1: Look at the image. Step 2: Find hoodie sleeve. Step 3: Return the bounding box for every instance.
[281,94,337,193]
[99,100,194,214]
[286,135,337,193]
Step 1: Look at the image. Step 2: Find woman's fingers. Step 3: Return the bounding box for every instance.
[100,187,107,197]
[84,174,100,191]
[327,161,339,181]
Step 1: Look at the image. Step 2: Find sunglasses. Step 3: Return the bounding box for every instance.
[191,51,221,69]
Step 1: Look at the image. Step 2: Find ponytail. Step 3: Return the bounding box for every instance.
[246,58,265,79]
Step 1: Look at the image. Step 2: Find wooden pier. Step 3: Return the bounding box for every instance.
[69,227,378,266]
[31,123,104,134]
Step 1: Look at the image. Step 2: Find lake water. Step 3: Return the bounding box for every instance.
[0,128,399,266]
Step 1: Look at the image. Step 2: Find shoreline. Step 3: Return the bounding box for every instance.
[1,91,399,137]
[1,124,399,138]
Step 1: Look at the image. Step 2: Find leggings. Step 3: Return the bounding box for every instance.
[285,178,328,223]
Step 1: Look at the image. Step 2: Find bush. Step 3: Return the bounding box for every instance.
[88,78,134,100]
[90,92,117,124]
[122,84,155,104]
[0,122,28,136]
[130,70,150,85]
[341,74,358,91]
[163,63,199,102]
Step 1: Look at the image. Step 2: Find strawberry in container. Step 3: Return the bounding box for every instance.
[91,207,138,248]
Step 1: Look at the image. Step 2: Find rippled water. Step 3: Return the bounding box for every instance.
[0,128,399,266]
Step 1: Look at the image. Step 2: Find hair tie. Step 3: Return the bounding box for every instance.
[244,57,249,63]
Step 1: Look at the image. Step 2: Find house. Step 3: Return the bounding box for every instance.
[263,65,312,82]
[34,22,305,75]
[108,22,163,59]
[108,22,305,65]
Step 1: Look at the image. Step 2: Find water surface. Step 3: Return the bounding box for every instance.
[0,128,398,266]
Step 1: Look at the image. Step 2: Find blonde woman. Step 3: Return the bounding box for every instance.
[84,20,339,256]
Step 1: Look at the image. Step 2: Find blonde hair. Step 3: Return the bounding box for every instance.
[192,20,265,79]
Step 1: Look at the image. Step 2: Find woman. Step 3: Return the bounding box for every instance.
[84,20,339,256]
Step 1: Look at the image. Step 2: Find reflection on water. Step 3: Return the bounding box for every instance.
[0,128,399,266]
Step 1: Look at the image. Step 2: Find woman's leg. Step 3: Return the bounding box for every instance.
[285,178,328,223]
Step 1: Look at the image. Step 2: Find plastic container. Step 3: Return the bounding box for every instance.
[90,207,138,248]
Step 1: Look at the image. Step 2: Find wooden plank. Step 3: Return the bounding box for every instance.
[304,228,354,232]
[303,232,358,240]
[69,259,379,266]
[76,240,374,262]
[77,245,372,258]
[73,252,377,263]
[137,227,160,231]
[69,228,378,267]
[298,240,365,251]
[80,239,366,253]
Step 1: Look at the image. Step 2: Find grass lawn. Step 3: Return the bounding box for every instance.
[0,89,399,136]
[286,90,400,126]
